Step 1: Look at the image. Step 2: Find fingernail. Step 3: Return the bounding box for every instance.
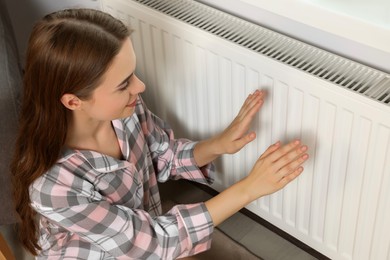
[301,145,307,152]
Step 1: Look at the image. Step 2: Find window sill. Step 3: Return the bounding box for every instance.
[239,0,390,54]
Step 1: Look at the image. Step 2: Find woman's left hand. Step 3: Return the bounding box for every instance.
[193,90,265,167]
[215,89,265,154]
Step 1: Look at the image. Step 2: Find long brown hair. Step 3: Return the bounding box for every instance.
[10,9,130,255]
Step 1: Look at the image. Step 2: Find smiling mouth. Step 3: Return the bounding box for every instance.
[126,98,137,107]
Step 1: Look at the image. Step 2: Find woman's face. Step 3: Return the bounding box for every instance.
[81,38,145,121]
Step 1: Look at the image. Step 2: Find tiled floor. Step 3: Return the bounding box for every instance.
[159,180,320,260]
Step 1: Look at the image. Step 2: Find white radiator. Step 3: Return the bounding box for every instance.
[101,0,390,259]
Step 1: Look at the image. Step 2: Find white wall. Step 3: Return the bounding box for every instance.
[5,0,390,73]
[196,0,390,73]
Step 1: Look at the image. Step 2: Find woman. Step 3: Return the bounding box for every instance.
[11,8,308,259]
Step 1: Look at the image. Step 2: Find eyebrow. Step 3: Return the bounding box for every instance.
[116,72,134,88]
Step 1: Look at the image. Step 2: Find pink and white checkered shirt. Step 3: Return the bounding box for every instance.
[30,97,215,259]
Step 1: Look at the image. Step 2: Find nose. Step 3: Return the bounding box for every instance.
[130,74,145,95]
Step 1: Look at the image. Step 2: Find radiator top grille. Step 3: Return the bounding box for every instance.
[133,0,390,105]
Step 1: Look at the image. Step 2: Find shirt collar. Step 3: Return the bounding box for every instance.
[57,119,131,173]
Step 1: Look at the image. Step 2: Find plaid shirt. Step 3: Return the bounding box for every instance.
[30,97,215,259]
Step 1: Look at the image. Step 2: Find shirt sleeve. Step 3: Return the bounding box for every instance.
[135,97,215,185]
[30,169,214,259]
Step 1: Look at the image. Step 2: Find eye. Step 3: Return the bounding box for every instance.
[118,79,130,91]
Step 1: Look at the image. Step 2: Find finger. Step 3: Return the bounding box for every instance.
[273,144,308,171]
[236,90,263,117]
[234,95,264,135]
[240,98,263,124]
[237,91,264,119]
[279,166,304,186]
[232,132,257,152]
[268,139,302,162]
[259,141,281,159]
[277,153,308,178]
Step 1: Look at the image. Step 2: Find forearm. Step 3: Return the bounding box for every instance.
[204,178,252,226]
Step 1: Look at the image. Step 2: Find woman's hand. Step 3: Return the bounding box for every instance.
[205,140,309,226]
[242,140,308,200]
[193,90,264,167]
[215,89,264,155]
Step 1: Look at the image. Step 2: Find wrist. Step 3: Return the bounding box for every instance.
[193,136,224,167]
[235,178,254,204]
[205,176,253,226]
[199,135,225,157]
[208,134,226,156]
[238,175,267,203]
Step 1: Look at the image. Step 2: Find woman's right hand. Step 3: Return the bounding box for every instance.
[242,140,309,202]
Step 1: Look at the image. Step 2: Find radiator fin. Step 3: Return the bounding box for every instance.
[133,0,390,105]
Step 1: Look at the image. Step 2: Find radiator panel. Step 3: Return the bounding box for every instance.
[102,1,390,259]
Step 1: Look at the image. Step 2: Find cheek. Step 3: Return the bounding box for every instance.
[113,94,130,110]
[120,93,130,105]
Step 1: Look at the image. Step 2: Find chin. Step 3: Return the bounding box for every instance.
[119,108,135,119]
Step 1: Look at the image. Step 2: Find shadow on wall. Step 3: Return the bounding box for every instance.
[4,0,100,65]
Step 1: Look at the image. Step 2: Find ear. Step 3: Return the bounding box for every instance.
[60,94,82,110]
